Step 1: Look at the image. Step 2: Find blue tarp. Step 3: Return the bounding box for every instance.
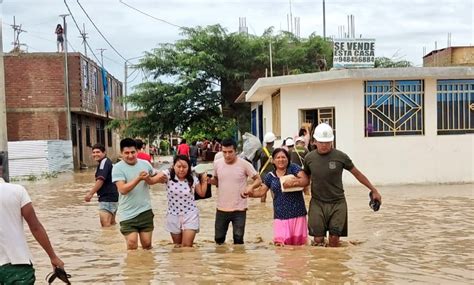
[101,68,111,112]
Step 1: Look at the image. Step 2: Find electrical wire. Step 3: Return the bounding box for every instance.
[126,68,138,80]
[26,33,78,52]
[103,54,124,66]
[128,68,141,83]
[118,0,184,29]
[76,0,127,61]
[63,0,102,64]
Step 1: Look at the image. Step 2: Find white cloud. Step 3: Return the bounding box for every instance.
[2,0,473,89]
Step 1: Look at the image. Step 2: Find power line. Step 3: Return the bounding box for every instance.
[76,0,127,61]
[126,68,138,80]
[119,0,184,29]
[63,0,101,64]
[103,54,123,66]
[27,33,78,52]
[128,68,141,83]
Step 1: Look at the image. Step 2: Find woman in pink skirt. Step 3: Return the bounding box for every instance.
[245,148,309,246]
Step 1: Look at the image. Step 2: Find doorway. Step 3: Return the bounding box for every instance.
[301,107,336,147]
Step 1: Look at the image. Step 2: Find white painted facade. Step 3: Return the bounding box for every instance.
[246,67,474,185]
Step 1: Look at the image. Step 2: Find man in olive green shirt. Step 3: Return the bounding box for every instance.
[303,123,382,247]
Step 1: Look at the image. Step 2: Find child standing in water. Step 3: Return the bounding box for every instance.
[155,155,208,247]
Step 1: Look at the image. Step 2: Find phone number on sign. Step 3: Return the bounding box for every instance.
[335,56,375,63]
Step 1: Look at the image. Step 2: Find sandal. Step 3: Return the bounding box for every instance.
[46,267,71,284]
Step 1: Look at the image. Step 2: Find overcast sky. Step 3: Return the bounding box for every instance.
[1,0,473,90]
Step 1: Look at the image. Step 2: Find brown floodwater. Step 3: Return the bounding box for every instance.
[18,169,473,284]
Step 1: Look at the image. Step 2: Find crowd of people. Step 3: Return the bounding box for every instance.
[0,123,382,282]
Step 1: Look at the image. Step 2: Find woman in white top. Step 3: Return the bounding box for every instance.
[155,155,208,247]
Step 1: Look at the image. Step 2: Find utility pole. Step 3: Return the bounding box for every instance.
[124,55,144,120]
[269,41,273,77]
[323,0,326,39]
[97,48,106,66]
[59,14,72,141]
[79,23,88,57]
[0,6,10,181]
[289,0,293,34]
[11,16,26,53]
[124,61,128,119]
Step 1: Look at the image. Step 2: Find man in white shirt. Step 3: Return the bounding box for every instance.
[0,156,64,284]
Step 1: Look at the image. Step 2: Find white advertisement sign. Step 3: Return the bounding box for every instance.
[333,39,375,68]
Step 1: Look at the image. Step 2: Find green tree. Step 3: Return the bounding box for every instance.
[116,25,332,139]
[374,57,413,68]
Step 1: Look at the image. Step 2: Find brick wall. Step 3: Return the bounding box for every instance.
[5,53,67,108]
[423,48,452,67]
[7,111,67,140]
[5,52,125,169]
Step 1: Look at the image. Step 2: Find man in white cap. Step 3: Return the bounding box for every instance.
[303,123,382,247]
[252,132,276,202]
[290,137,308,168]
[284,138,295,152]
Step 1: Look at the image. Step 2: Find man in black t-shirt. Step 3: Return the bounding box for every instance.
[85,143,119,227]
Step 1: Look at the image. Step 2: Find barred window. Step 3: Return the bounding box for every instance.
[437,79,474,135]
[365,80,424,137]
[82,60,89,90]
[92,68,98,95]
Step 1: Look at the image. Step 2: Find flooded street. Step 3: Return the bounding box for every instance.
[19,170,473,284]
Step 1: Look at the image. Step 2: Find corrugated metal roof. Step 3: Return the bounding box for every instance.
[8,140,73,177]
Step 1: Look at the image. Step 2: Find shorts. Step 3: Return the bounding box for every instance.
[0,263,35,285]
[99,201,118,214]
[308,198,348,237]
[120,209,154,235]
[166,210,200,234]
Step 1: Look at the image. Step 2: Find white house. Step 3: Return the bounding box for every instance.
[245,67,474,185]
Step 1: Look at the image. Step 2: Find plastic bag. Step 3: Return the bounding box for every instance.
[241,132,262,161]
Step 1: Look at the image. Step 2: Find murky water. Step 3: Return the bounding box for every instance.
[18,170,473,284]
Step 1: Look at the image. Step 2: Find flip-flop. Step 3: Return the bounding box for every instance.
[369,192,381,212]
[46,267,71,285]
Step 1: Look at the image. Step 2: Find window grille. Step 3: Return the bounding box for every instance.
[365,80,424,137]
[437,79,474,135]
[82,60,89,90]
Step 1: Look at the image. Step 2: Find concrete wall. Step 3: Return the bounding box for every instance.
[424,47,474,67]
[452,48,474,66]
[263,79,473,185]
